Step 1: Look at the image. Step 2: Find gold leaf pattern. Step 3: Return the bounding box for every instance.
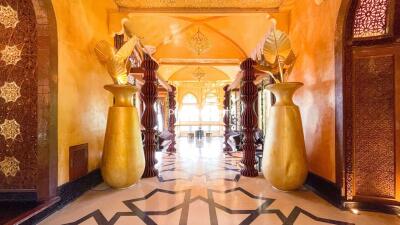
[0,156,20,177]
[0,119,21,141]
[0,45,22,66]
[0,81,21,103]
[0,5,19,29]
[189,28,211,55]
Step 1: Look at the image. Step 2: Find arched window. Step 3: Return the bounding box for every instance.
[353,0,392,38]
[179,94,199,122]
[201,94,219,122]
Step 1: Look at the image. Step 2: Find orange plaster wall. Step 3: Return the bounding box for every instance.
[52,0,117,185]
[288,0,342,182]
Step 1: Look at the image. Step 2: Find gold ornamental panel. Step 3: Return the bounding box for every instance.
[0,5,19,29]
[0,81,21,103]
[0,156,20,177]
[0,119,21,141]
[1,45,22,66]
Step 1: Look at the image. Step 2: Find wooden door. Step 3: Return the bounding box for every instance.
[350,43,400,204]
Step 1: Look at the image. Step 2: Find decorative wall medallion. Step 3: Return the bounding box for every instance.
[0,119,21,141]
[0,82,21,103]
[189,28,211,55]
[353,0,390,38]
[315,0,324,5]
[0,45,22,65]
[0,156,20,177]
[0,5,19,29]
[193,67,205,81]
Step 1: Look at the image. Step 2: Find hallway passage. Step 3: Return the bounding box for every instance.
[40,138,399,225]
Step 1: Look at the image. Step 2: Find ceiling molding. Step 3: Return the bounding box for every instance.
[114,0,283,13]
[158,58,241,66]
[117,7,280,14]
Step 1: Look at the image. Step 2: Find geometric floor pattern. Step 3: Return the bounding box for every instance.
[40,138,400,225]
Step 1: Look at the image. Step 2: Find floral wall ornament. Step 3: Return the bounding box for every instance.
[189,28,211,55]
[0,156,20,177]
[193,67,206,81]
[0,119,21,141]
[0,82,21,103]
[0,5,19,29]
[1,45,22,66]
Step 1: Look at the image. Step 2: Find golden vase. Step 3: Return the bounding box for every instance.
[262,82,308,191]
[102,84,145,189]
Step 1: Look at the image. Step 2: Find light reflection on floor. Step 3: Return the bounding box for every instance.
[40,137,400,225]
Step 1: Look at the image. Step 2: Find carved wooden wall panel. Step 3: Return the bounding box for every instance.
[0,0,38,190]
[352,53,396,199]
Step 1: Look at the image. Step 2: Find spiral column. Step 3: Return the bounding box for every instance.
[140,55,159,178]
[240,58,258,177]
[167,85,177,153]
[223,85,232,152]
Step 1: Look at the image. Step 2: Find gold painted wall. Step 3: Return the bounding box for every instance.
[52,0,117,185]
[288,0,341,182]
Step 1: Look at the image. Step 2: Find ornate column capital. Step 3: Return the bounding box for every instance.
[142,54,159,71]
[240,58,256,71]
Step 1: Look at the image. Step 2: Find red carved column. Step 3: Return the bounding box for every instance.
[223,85,232,152]
[240,58,258,177]
[167,85,177,153]
[140,55,159,177]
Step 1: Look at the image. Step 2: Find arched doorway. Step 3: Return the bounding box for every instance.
[336,0,400,212]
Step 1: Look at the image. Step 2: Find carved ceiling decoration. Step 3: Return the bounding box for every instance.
[192,66,206,81]
[114,0,285,11]
[0,81,21,103]
[111,5,292,84]
[165,65,234,82]
[0,45,22,65]
[189,28,211,55]
[0,156,20,177]
[0,4,19,29]
[353,0,390,38]
[120,14,275,63]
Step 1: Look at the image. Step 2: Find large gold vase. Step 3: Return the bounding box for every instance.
[262,82,308,191]
[102,84,145,189]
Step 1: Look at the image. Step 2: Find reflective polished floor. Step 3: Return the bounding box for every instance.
[40,137,400,225]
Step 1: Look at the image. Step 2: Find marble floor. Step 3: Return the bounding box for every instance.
[40,137,400,225]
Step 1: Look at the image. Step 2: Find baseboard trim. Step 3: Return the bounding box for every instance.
[343,201,400,215]
[5,196,60,225]
[18,169,103,225]
[305,172,400,215]
[0,191,37,202]
[305,172,344,209]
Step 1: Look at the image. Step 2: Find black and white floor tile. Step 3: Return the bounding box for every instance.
[40,138,400,225]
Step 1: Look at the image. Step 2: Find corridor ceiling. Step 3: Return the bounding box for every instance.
[109,0,294,82]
